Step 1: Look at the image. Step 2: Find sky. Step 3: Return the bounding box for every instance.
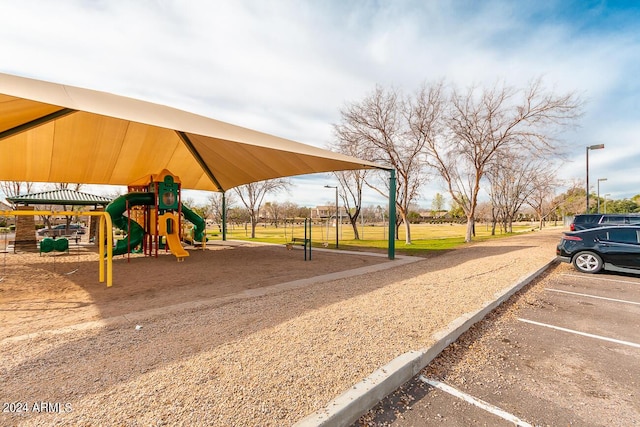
[1,0,639,209]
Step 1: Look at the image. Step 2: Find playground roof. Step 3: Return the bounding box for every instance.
[7,189,112,206]
[0,72,385,192]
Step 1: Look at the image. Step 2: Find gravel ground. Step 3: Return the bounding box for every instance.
[0,228,561,426]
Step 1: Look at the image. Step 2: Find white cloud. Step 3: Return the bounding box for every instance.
[1,0,640,207]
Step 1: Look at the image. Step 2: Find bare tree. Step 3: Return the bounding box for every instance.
[359,205,379,224]
[279,201,301,240]
[422,79,581,242]
[0,181,35,201]
[187,200,213,225]
[233,179,289,238]
[335,85,432,244]
[263,201,284,227]
[51,182,85,231]
[281,201,300,220]
[208,192,236,232]
[526,168,563,229]
[333,170,365,239]
[431,192,445,213]
[330,118,373,240]
[54,183,83,191]
[226,206,250,229]
[486,152,542,234]
[475,201,493,227]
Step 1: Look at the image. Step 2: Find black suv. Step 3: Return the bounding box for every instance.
[570,214,640,231]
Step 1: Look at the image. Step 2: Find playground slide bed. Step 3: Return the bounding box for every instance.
[0,233,559,426]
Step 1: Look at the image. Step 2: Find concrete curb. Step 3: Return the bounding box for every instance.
[294,257,557,427]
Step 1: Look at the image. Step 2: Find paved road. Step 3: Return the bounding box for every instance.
[355,263,640,426]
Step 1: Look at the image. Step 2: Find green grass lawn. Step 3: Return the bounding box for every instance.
[206,222,540,256]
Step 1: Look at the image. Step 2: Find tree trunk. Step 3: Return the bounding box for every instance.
[250,214,257,238]
[403,217,411,244]
[397,211,411,244]
[465,216,474,243]
[490,207,497,236]
[349,216,360,240]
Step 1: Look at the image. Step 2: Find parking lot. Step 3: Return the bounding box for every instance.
[357,263,640,426]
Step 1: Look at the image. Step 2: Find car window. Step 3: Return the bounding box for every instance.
[574,215,601,224]
[605,229,639,244]
[595,231,608,241]
[601,216,625,224]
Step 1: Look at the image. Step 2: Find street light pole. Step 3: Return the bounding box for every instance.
[597,178,607,213]
[586,144,605,213]
[324,185,338,249]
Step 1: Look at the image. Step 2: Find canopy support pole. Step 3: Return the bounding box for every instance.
[0,108,76,141]
[176,131,224,191]
[222,191,227,241]
[388,169,396,260]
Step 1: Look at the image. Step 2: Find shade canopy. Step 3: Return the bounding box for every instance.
[0,73,384,192]
[7,189,112,206]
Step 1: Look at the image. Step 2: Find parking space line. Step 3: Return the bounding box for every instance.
[518,318,640,348]
[559,273,640,286]
[546,288,640,306]
[418,376,533,427]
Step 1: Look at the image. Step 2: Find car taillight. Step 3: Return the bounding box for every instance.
[570,223,576,231]
[563,235,582,241]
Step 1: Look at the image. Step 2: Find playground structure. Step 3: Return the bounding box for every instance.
[0,170,206,288]
[106,170,206,261]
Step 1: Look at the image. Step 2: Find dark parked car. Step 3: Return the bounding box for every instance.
[37,224,86,237]
[570,213,640,231]
[557,225,640,274]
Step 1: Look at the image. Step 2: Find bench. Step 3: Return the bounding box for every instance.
[286,237,309,250]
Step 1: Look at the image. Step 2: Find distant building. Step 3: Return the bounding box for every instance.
[310,205,348,221]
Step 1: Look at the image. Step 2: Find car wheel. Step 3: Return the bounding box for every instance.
[572,251,603,273]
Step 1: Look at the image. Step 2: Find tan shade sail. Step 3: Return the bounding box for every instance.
[0,73,384,192]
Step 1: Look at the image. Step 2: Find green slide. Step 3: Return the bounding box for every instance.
[181,203,207,244]
[106,192,155,256]
[106,193,206,255]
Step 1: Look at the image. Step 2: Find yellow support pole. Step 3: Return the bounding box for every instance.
[0,210,114,287]
[98,215,105,283]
